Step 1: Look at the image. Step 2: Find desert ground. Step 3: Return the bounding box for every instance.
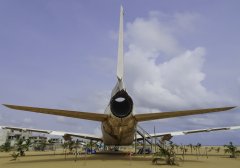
[1,146,240,168]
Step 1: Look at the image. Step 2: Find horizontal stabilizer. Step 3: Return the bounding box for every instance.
[134,106,235,122]
[3,104,107,122]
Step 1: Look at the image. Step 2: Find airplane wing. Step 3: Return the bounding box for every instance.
[136,126,240,141]
[3,104,108,122]
[0,126,102,141]
[134,106,235,122]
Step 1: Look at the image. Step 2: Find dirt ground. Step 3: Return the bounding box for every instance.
[0,148,240,168]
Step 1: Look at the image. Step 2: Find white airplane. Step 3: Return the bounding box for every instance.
[1,6,239,145]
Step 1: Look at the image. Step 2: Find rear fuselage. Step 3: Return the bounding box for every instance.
[101,82,137,145]
[101,109,136,145]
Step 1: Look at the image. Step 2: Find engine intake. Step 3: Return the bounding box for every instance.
[110,90,133,118]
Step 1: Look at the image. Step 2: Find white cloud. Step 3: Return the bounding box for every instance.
[124,12,234,113]
[126,16,181,56]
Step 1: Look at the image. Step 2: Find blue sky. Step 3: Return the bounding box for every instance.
[0,0,240,145]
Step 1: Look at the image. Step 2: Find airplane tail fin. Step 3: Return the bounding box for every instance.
[117,5,124,82]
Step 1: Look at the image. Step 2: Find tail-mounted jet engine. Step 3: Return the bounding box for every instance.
[110,90,133,118]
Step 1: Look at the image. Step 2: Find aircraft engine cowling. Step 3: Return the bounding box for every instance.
[110,90,133,118]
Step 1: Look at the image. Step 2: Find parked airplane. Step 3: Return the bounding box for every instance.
[1,6,238,145]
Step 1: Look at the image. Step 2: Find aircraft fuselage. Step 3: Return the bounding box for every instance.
[101,79,137,145]
[101,107,136,145]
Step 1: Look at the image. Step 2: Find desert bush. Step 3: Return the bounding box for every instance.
[224,142,240,158]
[0,141,11,152]
[152,141,181,166]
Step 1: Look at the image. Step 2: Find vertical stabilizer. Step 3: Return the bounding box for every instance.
[117,5,124,81]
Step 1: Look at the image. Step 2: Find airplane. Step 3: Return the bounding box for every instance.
[1,6,239,146]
